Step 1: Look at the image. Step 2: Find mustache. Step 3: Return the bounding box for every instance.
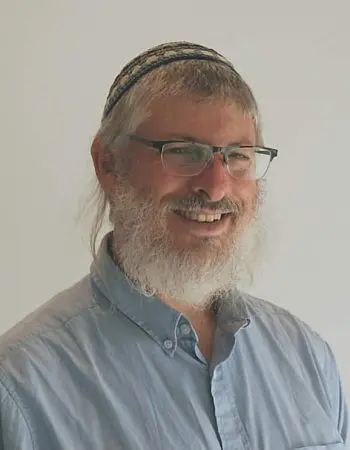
[165,194,242,215]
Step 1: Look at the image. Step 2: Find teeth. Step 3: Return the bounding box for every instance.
[179,211,223,222]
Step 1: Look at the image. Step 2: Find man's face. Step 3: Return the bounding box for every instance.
[109,96,263,307]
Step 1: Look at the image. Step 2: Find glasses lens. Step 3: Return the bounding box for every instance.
[162,143,210,175]
[226,147,271,180]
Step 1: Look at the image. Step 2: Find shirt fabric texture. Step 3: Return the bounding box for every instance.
[0,233,348,450]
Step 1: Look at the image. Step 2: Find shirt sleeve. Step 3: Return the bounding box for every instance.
[0,376,34,450]
[323,341,349,446]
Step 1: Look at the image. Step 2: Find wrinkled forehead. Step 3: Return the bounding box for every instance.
[137,95,257,145]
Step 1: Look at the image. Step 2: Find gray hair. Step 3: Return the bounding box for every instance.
[89,59,263,258]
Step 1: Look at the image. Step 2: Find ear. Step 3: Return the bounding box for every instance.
[91,137,116,195]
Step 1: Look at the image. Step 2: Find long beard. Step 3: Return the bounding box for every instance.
[109,176,265,310]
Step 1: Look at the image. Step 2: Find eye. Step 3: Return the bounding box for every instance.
[227,147,254,161]
[168,146,193,155]
[230,152,248,160]
[164,144,207,161]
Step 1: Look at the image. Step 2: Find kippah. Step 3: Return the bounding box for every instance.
[102,41,237,121]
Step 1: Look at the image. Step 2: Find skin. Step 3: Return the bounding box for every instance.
[92,95,258,360]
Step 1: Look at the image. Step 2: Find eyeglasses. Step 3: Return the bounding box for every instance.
[127,134,278,180]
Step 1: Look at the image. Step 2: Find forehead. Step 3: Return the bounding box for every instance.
[137,95,257,145]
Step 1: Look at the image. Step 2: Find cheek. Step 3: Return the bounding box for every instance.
[235,181,258,211]
[129,153,185,200]
[128,151,160,186]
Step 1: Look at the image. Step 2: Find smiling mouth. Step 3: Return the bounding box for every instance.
[174,210,231,223]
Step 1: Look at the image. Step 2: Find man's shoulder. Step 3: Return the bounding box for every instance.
[239,291,327,358]
[0,275,96,363]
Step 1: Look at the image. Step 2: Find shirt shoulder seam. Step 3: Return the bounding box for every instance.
[0,302,100,362]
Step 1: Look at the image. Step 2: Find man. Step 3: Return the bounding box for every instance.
[0,42,348,449]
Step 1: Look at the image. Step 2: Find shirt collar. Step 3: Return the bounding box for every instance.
[90,233,181,356]
[90,232,251,356]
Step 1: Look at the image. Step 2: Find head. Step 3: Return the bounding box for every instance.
[90,42,276,310]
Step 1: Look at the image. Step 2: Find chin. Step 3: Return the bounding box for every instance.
[171,230,233,252]
[168,239,231,273]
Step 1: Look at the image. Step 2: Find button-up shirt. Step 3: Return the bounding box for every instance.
[0,233,348,449]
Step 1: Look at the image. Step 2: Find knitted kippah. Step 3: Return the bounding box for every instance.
[102,41,237,121]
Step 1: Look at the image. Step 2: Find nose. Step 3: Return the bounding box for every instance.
[189,153,232,202]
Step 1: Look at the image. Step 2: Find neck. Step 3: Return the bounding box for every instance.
[159,294,217,361]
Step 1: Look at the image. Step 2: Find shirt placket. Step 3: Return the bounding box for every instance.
[210,327,251,450]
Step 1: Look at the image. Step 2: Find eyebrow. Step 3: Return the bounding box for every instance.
[167,134,255,146]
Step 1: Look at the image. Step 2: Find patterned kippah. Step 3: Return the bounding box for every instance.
[102,41,238,121]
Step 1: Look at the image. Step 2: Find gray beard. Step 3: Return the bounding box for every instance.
[109,176,266,310]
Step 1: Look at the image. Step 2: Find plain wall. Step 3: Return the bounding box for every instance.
[1,0,350,398]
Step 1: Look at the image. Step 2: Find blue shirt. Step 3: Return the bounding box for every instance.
[0,233,348,450]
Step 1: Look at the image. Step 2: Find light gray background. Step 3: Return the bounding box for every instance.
[1,0,349,398]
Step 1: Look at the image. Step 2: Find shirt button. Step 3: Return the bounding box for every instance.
[180,324,191,336]
[164,340,174,350]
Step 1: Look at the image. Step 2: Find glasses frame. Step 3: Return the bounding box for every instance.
[127,134,278,180]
